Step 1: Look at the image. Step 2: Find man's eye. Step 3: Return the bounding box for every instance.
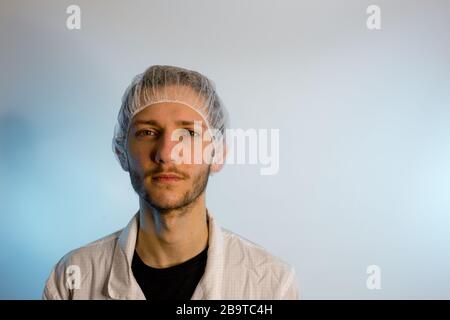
[136,130,157,137]
[188,130,200,137]
[177,130,200,141]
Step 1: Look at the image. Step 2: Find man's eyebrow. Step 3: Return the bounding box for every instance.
[132,120,161,127]
[175,120,207,128]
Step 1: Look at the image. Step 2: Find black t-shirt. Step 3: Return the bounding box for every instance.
[131,246,208,300]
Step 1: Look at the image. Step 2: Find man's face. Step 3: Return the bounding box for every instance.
[126,101,215,212]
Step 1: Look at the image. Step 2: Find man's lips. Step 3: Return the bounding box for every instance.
[152,173,183,183]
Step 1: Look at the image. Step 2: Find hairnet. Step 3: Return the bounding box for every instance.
[112,65,229,171]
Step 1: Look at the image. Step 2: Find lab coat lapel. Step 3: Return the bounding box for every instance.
[106,212,145,300]
[191,210,225,300]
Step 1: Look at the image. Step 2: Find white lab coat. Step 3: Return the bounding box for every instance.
[43,210,300,300]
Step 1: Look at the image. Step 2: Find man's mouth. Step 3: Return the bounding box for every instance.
[152,173,183,183]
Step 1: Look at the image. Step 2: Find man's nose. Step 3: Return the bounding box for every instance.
[153,131,179,164]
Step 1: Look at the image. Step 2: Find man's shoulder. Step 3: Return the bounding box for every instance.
[220,227,295,276]
[219,227,299,299]
[54,229,122,271]
[43,229,124,300]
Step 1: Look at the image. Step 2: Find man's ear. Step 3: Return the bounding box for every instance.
[210,142,227,174]
[115,146,130,172]
[114,146,122,158]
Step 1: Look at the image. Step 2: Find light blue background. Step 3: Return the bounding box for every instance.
[1,0,449,299]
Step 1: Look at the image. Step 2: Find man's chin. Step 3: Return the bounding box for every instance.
[143,194,186,212]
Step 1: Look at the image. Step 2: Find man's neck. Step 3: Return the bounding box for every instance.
[135,195,209,269]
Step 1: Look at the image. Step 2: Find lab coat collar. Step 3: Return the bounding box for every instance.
[106,209,224,300]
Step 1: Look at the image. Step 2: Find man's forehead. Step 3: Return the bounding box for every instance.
[138,84,206,107]
[131,104,208,128]
[132,118,208,129]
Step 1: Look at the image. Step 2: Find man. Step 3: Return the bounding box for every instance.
[43,65,300,300]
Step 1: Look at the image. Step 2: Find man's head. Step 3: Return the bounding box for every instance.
[112,65,229,212]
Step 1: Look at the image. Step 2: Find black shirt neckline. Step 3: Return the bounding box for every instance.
[132,246,208,278]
